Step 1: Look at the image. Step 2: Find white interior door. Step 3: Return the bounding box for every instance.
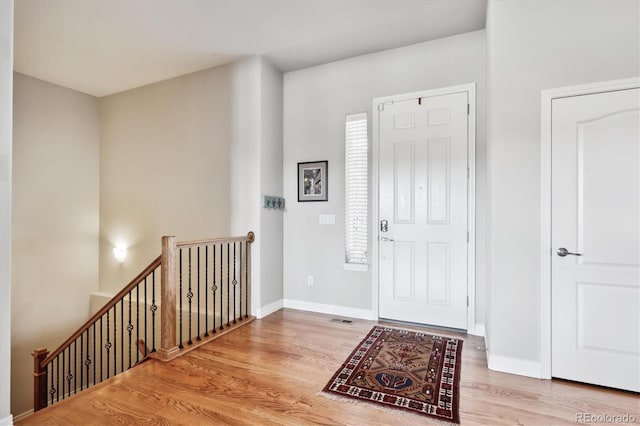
[378,91,468,329]
[551,88,640,392]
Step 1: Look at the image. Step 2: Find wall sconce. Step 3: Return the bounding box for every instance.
[113,246,127,263]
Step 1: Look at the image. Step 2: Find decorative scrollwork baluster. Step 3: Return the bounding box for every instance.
[233,242,237,324]
[188,247,193,345]
[212,244,217,333]
[128,290,133,369]
[151,271,157,353]
[85,328,90,390]
[105,312,110,379]
[49,362,55,406]
[66,346,72,398]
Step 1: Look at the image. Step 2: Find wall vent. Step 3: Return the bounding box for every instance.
[330,318,354,324]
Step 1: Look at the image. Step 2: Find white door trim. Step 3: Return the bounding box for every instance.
[371,83,478,334]
[540,76,640,379]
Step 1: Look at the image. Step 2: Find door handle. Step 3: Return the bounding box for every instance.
[556,247,582,257]
[380,237,395,242]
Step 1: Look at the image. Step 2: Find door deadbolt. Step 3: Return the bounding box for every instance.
[380,220,388,232]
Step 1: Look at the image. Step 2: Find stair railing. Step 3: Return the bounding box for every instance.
[32,232,255,411]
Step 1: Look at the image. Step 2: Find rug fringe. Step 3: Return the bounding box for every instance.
[317,391,458,425]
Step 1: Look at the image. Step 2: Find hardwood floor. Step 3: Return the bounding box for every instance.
[18,309,639,425]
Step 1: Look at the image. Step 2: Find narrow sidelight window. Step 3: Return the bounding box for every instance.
[345,112,368,266]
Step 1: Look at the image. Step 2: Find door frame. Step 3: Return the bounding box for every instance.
[540,76,640,379]
[371,83,478,334]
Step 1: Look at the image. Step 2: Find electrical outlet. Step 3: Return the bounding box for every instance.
[307,275,314,286]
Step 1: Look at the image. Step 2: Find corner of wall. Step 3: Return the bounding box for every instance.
[0,0,14,420]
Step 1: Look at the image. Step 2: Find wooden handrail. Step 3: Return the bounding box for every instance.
[176,231,255,248]
[40,255,162,367]
[34,231,256,412]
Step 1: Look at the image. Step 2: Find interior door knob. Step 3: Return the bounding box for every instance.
[557,247,582,257]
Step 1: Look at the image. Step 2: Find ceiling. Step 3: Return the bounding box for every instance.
[14,0,487,97]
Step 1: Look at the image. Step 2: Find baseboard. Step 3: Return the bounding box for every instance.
[13,409,32,423]
[0,414,13,426]
[486,351,544,379]
[256,299,284,319]
[283,299,377,320]
[468,324,485,337]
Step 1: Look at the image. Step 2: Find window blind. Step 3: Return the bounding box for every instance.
[345,112,368,265]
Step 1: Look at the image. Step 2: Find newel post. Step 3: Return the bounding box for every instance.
[32,348,49,411]
[157,235,179,361]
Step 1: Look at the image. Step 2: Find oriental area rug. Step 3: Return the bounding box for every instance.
[323,326,463,424]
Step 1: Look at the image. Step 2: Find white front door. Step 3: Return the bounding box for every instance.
[551,88,640,392]
[378,91,468,329]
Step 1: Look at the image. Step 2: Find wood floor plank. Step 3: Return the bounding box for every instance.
[17,309,640,425]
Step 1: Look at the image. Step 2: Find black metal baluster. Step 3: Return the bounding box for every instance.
[113,305,117,376]
[212,244,217,333]
[85,328,90,389]
[93,323,96,386]
[120,301,124,373]
[74,340,77,394]
[188,247,193,345]
[240,241,243,320]
[227,242,230,327]
[66,346,71,398]
[197,246,201,341]
[179,249,184,348]
[151,271,157,352]
[204,245,209,337]
[136,284,140,363]
[80,335,83,391]
[61,350,64,399]
[56,355,60,402]
[101,317,104,381]
[233,242,237,324]
[105,311,110,379]
[219,244,224,331]
[144,277,148,356]
[93,324,96,386]
[49,363,54,406]
[128,290,133,369]
[245,241,249,318]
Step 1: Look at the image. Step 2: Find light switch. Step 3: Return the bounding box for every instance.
[319,214,335,225]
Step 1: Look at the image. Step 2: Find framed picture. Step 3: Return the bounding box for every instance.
[298,161,328,202]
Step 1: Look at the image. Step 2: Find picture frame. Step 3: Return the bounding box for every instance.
[298,161,328,202]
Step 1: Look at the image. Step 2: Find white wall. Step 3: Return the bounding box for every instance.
[12,74,100,415]
[100,57,283,317]
[485,0,640,373]
[227,56,284,315]
[260,60,284,307]
[100,63,234,293]
[227,57,263,315]
[0,1,13,423]
[283,31,486,320]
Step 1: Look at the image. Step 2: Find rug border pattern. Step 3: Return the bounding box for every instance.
[323,325,463,424]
